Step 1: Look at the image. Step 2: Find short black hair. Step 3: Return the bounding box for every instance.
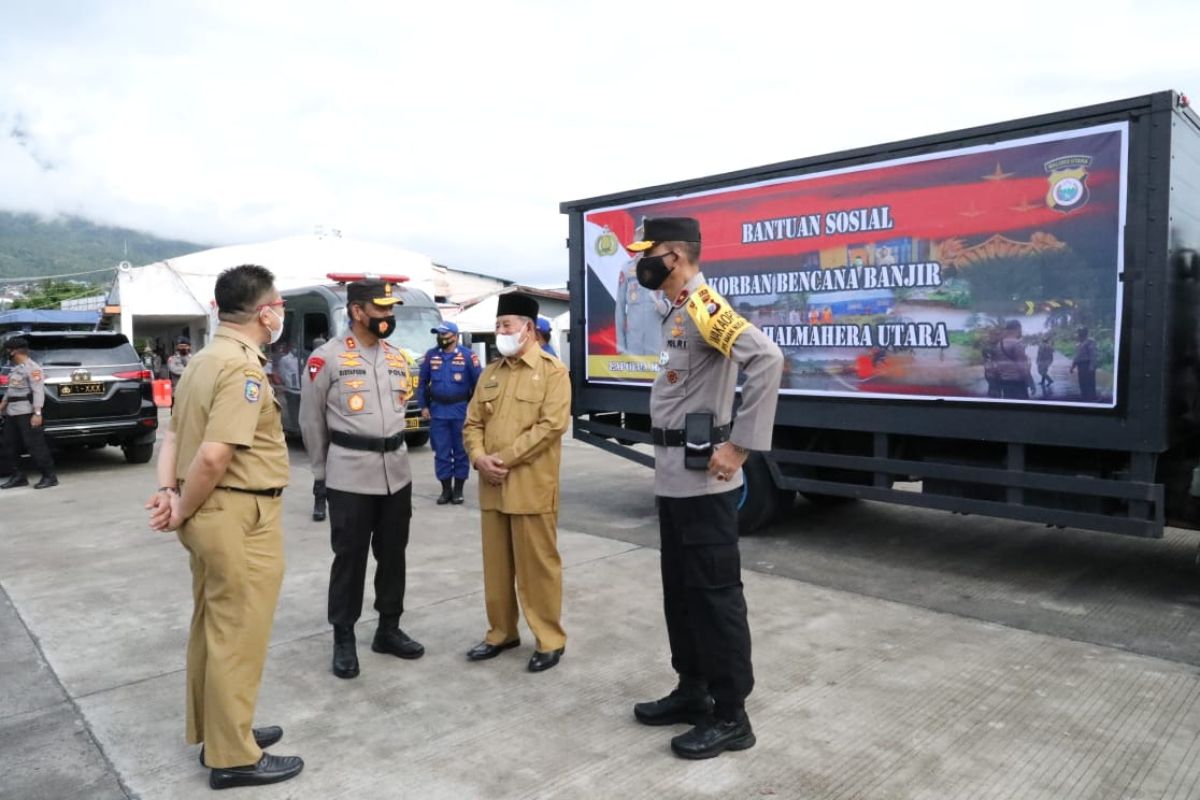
[215,265,276,320]
[664,240,702,263]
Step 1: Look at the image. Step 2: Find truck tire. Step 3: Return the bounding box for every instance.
[123,443,154,464]
[405,431,430,448]
[737,453,792,535]
[801,492,860,507]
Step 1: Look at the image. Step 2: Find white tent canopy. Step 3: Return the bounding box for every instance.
[113,234,437,346]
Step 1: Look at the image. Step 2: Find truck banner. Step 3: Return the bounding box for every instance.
[582,123,1127,407]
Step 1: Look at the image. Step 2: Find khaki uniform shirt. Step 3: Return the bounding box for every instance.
[171,326,289,489]
[650,272,785,498]
[3,359,45,416]
[463,347,571,515]
[299,334,413,495]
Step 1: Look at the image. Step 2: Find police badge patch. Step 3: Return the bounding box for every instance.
[1044,155,1092,213]
[244,379,261,402]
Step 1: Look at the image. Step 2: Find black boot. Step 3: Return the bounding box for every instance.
[371,615,425,659]
[436,479,452,505]
[450,477,465,505]
[332,625,359,679]
[0,474,28,490]
[634,679,714,726]
[34,474,58,490]
[670,711,756,759]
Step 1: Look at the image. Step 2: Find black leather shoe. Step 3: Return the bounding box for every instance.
[466,639,520,661]
[372,625,425,659]
[634,688,715,726]
[332,626,359,679]
[436,479,452,505]
[0,475,28,490]
[450,478,465,504]
[670,714,756,760]
[199,726,283,765]
[209,752,304,790]
[528,647,564,673]
[33,475,58,490]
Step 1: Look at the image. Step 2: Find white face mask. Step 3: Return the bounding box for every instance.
[263,306,285,345]
[495,330,525,357]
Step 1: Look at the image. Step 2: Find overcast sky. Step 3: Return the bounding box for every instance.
[1,0,1197,285]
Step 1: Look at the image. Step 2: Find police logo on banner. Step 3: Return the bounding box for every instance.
[1044,155,1092,213]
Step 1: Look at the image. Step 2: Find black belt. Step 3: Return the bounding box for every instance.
[651,424,731,447]
[4,393,29,400]
[430,393,470,405]
[217,485,284,498]
[331,429,405,453]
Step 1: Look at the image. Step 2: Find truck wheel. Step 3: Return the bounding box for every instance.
[123,443,154,464]
[737,453,791,535]
[405,431,430,448]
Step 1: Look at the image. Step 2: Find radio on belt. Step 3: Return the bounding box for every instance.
[684,412,715,470]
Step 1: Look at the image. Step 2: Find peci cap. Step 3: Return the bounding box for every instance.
[431,321,460,335]
[347,279,402,307]
[625,217,701,253]
[536,317,552,334]
[496,292,539,320]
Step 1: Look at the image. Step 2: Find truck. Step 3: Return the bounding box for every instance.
[561,90,1200,539]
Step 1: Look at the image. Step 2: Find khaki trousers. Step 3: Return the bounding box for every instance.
[480,510,566,652]
[177,490,285,768]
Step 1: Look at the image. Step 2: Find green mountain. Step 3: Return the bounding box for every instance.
[0,211,212,281]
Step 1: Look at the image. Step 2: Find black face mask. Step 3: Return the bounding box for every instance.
[367,315,395,338]
[438,335,456,349]
[636,251,674,291]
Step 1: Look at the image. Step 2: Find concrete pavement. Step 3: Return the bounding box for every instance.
[4,428,1200,798]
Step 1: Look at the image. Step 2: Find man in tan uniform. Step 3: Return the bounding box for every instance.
[146,264,303,791]
[463,292,571,672]
[300,279,424,680]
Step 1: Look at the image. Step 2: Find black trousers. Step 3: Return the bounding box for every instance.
[658,489,754,720]
[1078,368,1097,401]
[0,414,55,476]
[326,484,412,626]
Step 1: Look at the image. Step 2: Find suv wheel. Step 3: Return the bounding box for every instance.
[123,443,154,464]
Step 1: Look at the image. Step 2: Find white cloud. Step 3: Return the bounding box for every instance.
[1,0,1197,284]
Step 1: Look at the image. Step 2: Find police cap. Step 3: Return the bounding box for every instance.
[347,279,402,307]
[626,217,701,253]
[4,336,29,352]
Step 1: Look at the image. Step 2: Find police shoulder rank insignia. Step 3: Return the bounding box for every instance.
[30,369,42,381]
[307,357,325,381]
[244,379,262,403]
[686,284,749,357]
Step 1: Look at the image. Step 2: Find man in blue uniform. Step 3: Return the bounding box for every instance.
[417,321,482,505]
[536,317,558,358]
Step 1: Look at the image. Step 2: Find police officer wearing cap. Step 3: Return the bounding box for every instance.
[300,279,425,680]
[616,239,670,356]
[0,337,57,489]
[535,317,558,358]
[167,337,192,389]
[417,320,481,505]
[627,217,784,760]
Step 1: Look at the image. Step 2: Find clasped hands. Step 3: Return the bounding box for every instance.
[145,490,184,532]
[474,454,509,486]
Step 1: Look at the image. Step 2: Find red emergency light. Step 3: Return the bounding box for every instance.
[326,272,410,284]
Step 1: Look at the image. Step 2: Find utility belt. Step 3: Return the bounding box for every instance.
[4,393,29,400]
[331,429,406,453]
[430,392,470,405]
[653,415,730,470]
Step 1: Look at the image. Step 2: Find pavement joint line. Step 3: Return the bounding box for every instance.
[0,580,137,800]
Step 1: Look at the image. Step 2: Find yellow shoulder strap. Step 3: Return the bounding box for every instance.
[685,284,750,358]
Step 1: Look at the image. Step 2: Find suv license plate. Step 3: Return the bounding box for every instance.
[60,382,105,396]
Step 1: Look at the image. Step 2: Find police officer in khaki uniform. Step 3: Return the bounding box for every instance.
[0,337,57,489]
[463,293,572,672]
[145,264,303,790]
[300,279,424,680]
[626,218,783,760]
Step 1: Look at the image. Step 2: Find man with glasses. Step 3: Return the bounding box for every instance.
[146,264,303,790]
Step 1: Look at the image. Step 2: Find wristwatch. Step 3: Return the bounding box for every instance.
[158,486,180,496]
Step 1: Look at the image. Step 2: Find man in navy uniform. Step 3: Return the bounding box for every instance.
[417,321,481,505]
[536,317,558,358]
